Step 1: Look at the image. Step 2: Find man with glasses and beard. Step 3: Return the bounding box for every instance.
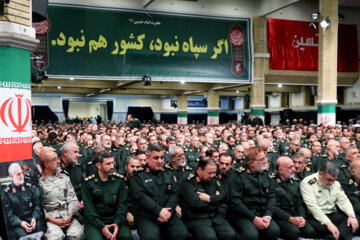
[1,163,45,239]
[229,147,280,240]
[273,157,316,240]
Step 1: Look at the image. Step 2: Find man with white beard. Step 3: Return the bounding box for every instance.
[168,145,192,185]
[1,163,45,239]
[273,157,316,240]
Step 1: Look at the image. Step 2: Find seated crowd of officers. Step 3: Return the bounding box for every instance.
[3,116,360,240]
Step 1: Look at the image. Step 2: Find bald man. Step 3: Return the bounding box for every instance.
[274,157,316,240]
[343,157,360,215]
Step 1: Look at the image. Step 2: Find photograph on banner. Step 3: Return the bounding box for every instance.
[0,159,46,240]
[0,80,45,239]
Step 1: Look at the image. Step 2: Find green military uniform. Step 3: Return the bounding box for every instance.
[218,170,235,206]
[232,157,246,170]
[272,139,280,152]
[342,176,360,215]
[337,162,351,186]
[296,164,315,181]
[164,163,192,188]
[314,152,348,171]
[300,172,356,240]
[278,140,290,155]
[126,118,141,129]
[163,150,171,165]
[184,148,200,169]
[60,160,85,201]
[310,153,325,167]
[1,182,45,239]
[266,150,279,173]
[180,172,235,240]
[81,172,132,240]
[129,165,189,240]
[253,117,264,126]
[229,165,280,240]
[273,174,316,239]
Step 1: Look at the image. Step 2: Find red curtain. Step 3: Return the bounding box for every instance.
[267,18,358,72]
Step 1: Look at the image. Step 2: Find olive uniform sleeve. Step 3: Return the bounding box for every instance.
[342,183,360,215]
[180,179,213,208]
[334,181,355,217]
[114,179,128,227]
[82,181,106,231]
[1,189,22,227]
[264,176,277,217]
[230,173,257,220]
[129,173,163,216]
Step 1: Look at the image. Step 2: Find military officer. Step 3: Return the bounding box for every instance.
[1,163,45,239]
[184,136,201,169]
[229,147,280,240]
[168,146,193,186]
[126,114,141,129]
[129,144,189,240]
[60,141,85,201]
[343,159,360,216]
[315,140,348,171]
[300,162,359,240]
[292,152,314,181]
[82,150,132,240]
[274,157,316,240]
[124,156,140,228]
[218,153,235,204]
[232,145,246,169]
[310,141,324,166]
[338,146,360,186]
[39,149,84,240]
[180,158,236,240]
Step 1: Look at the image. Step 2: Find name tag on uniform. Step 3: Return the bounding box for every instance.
[145,179,152,183]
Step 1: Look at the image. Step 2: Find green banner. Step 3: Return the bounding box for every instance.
[45,5,252,83]
[318,105,336,113]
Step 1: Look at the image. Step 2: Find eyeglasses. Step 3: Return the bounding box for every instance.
[253,157,267,162]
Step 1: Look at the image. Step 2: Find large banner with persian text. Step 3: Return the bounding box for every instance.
[267,19,358,72]
[44,5,252,83]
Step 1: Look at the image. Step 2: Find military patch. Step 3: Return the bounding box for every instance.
[26,182,32,187]
[306,167,311,172]
[196,176,201,183]
[216,180,220,187]
[237,167,245,173]
[218,174,222,179]
[185,166,192,171]
[269,173,275,179]
[341,164,347,168]
[4,186,10,193]
[137,167,144,171]
[188,173,195,180]
[308,177,317,185]
[350,179,354,185]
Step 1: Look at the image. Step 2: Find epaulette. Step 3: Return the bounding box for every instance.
[237,167,245,173]
[164,163,173,170]
[185,165,192,171]
[349,179,354,185]
[216,180,221,187]
[306,167,312,172]
[308,177,317,185]
[184,149,188,152]
[321,154,327,157]
[111,173,124,178]
[4,186,10,193]
[137,167,145,172]
[85,174,95,181]
[188,173,195,180]
[269,172,276,179]
[340,164,347,168]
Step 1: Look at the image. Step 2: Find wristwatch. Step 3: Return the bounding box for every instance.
[350,214,356,218]
[266,216,272,220]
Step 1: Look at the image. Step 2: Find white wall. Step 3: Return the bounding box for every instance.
[291,92,304,107]
[268,95,281,108]
[68,102,101,119]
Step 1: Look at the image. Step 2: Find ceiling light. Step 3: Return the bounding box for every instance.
[236,90,239,93]
[278,84,282,88]
[180,80,185,84]
[57,86,61,89]
[70,77,74,81]
[320,18,330,29]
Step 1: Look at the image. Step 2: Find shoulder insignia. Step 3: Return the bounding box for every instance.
[87,161,93,165]
[137,167,144,171]
[164,163,173,170]
[308,177,317,185]
[184,149,188,152]
[26,182,32,187]
[112,173,124,178]
[4,186,10,193]
[322,154,327,157]
[216,180,220,187]
[173,175,177,182]
[306,167,311,172]
[126,148,129,151]
[185,166,192,171]
[237,167,245,173]
[341,164,347,168]
[196,158,200,161]
[349,179,354,185]
[85,174,95,181]
[269,173,276,179]
[188,173,195,180]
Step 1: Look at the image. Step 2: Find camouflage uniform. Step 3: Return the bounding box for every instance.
[39,172,84,240]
